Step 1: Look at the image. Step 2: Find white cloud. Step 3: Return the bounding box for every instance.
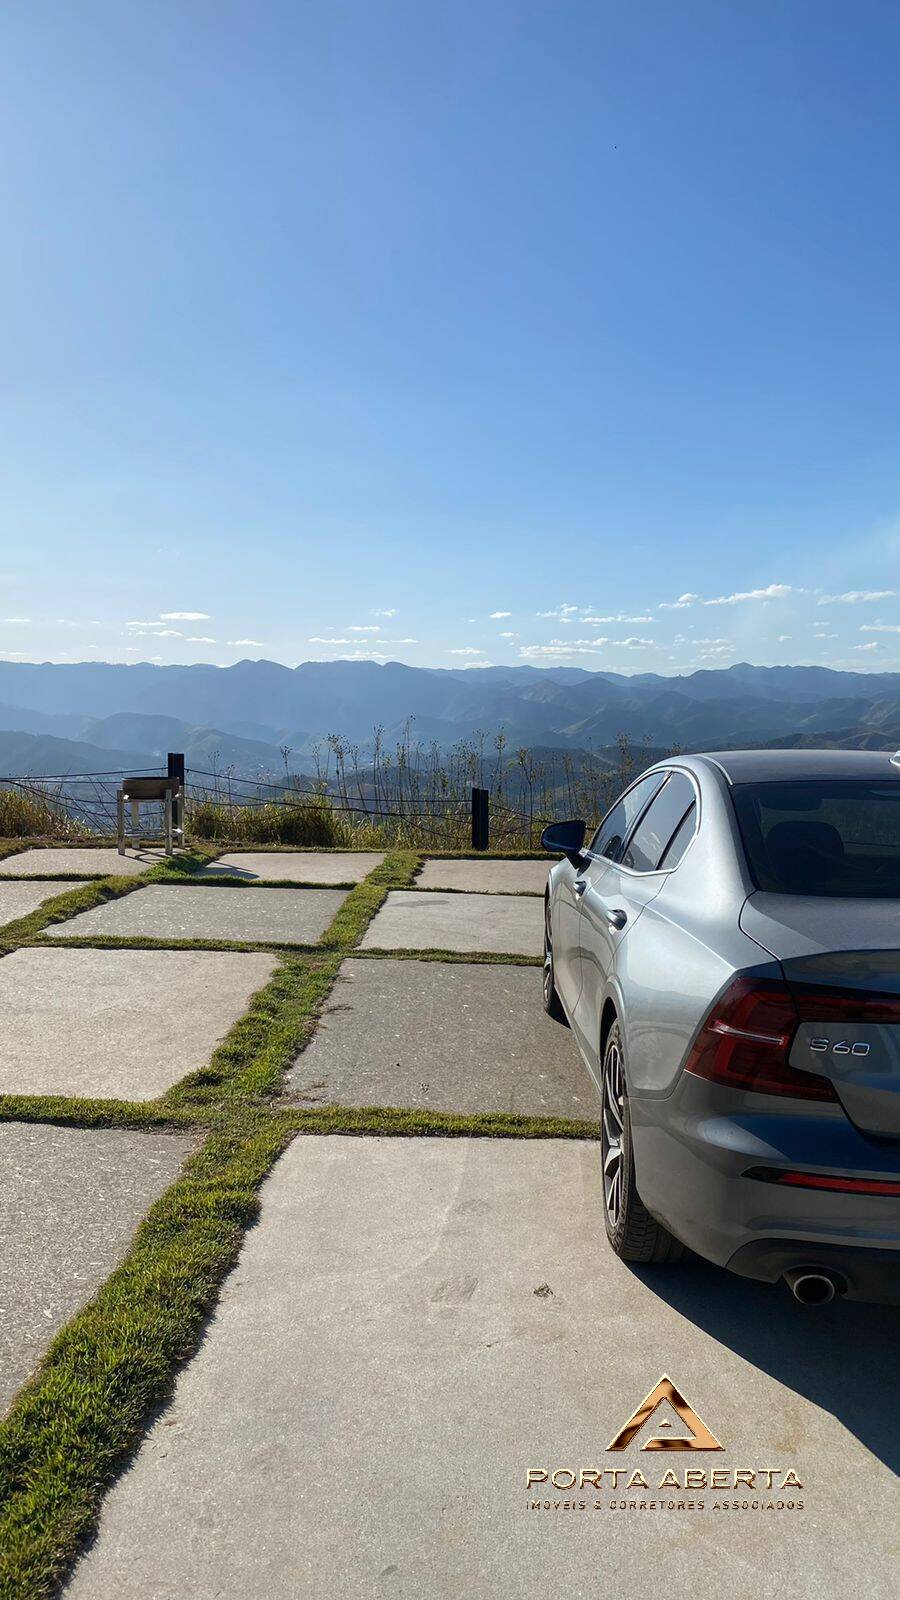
[536,603,580,618]
[347,625,380,633]
[0,650,27,659]
[659,584,799,610]
[583,613,652,624]
[777,634,792,642]
[380,637,419,644]
[860,622,900,634]
[373,608,397,617]
[3,616,30,624]
[854,641,881,652]
[814,631,838,639]
[618,636,654,648]
[309,636,351,644]
[186,635,216,644]
[818,590,895,605]
[489,610,511,619]
[151,628,182,638]
[160,610,210,621]
[334,650,388,661]
[704,583,799,606]
[127,620,161,629]
[548,636,609,647]
[499,631,518,638]
[449,647,484,656]
[229,638,265,647]
[520,643,600,658]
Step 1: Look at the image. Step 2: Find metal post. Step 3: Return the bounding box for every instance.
[117,790,125,854]
[167,752,185,843]
[471,786,489,851]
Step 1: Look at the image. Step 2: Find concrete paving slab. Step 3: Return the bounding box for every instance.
[0,880,77,929]
[360,889,541,955]
[0,846,167,877]
[64,1135,900,1599]
[0,1123,194,1414]
[0,947,276,1099]
[52,885,347,945]
[284,958,598,1116]
[417,858,549,894]
[199,850,384,883]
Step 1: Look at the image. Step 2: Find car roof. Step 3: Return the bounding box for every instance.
[690,748,900,785]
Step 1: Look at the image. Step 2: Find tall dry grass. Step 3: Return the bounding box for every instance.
[0,784,75,839]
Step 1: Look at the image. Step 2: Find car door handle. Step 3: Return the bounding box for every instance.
[573,879,588,897]
[606,908,628,931]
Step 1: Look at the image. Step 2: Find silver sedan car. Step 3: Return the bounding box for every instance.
[541,748,900,1305]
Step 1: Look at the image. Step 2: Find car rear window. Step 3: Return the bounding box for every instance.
[732,778,900,897]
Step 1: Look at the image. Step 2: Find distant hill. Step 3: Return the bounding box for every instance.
[0,730,147,778]
[1,658,900,772]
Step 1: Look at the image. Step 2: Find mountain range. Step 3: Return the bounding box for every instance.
[1,657,900,778]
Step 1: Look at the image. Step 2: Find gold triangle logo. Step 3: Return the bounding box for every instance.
[607,1374,724,1451]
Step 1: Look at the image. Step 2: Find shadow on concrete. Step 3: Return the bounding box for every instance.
[631,1255,900,1475]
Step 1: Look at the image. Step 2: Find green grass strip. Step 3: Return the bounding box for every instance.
[352,945,542,966]
[282,1104,599,1139]
[319,848,419,949]
[162,953,341,1108]
[33,933,328,954]
[0,1095,207,1132]
[140,846,223,879]
[0,1116,290,1599]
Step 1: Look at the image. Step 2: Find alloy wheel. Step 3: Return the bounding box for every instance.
[601,1036,626,1228]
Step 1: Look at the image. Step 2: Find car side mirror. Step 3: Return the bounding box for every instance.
[540,818,587,866]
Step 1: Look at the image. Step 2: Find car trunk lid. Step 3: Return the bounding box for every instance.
[781,950,900,1137]
[739,895,900,1136]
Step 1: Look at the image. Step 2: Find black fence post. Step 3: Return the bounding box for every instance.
[168,752,185,841]
[471,786,489,851]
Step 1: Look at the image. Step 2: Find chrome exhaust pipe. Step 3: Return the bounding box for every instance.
[784,1268,837,1306]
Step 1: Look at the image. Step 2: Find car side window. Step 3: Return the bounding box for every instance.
[621,773,696,872]
[658,801,697,870]
[588,772,666,862]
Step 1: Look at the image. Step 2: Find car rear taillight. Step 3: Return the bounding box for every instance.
[683,977,838,1101]
[746,1167,900,1196]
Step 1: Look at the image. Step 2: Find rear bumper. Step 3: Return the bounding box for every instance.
[726,1240,900,1302]
[630,1076,900,1301]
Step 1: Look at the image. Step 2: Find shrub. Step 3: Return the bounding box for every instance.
[0,785,73,838]
[188,793,347,847]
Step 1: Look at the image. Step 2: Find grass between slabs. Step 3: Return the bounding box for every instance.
[354,946,542,966]
[283,1104,599,1139]
[0,843,585,1597]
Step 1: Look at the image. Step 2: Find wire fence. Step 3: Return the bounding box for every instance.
[0,763,545,847]
[0,731,637,847]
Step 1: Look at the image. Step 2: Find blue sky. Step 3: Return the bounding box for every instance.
[1,0,899,677]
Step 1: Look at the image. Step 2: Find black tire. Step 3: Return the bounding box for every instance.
[542,899,567,1023]
[601,1022,684,1264]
